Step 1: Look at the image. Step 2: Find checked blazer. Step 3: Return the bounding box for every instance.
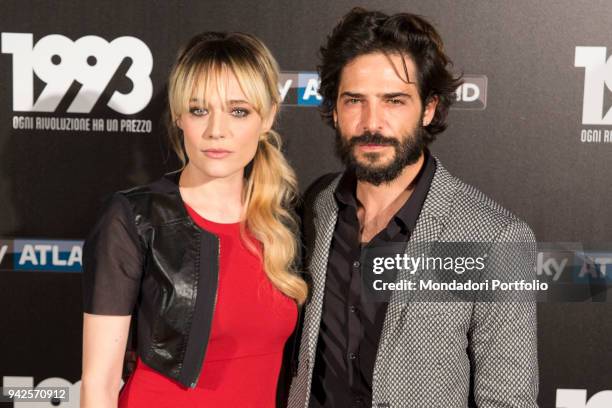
[287,159,539,408]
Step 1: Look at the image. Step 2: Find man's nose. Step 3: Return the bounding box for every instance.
[361,102,383,133]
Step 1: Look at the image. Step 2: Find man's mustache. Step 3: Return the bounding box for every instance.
[348,132,399,148]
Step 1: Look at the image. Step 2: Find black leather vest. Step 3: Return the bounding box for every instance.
[120,171,219,388]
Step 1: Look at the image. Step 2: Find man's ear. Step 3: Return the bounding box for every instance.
[422,96,439,126]
[333,108,338,128]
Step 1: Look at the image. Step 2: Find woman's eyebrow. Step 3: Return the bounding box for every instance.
[188,98,252,105]
[227,99,251,105]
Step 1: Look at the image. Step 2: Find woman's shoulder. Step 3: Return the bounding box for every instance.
[85,171,184,257]
[108,171,185,226]
[116,171,180,200]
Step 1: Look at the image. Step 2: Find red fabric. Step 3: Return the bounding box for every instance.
[118,203,297,407]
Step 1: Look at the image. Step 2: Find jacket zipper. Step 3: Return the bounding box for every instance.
[190,237,220,388]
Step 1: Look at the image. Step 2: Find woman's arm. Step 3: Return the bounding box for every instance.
[80,194,144,407]
[80,313,131,408]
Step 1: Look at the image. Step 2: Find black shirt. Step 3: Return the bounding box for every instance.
[309,151,436,408]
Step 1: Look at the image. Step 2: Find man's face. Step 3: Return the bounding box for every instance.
[334,52,437,185]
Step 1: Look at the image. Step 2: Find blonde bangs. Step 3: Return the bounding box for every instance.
[170,56,276,122]
[169,60,226,119]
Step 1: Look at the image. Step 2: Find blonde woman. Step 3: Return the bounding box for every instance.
[80,32,307,407]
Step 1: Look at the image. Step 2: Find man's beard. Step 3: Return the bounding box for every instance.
[335,125,426,186]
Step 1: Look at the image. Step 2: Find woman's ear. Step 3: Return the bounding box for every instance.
[175,116,183,130]
[262,104,278,133]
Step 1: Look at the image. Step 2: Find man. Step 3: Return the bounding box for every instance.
[288,8,538,408]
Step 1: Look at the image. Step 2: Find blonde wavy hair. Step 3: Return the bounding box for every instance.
[167,32,308,305]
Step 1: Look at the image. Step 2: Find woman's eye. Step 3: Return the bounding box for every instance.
[231,108,250,118]
[189,107,207,116]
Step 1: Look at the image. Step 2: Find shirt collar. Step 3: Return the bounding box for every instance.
[334,148,436,235]
[394,149,436,233]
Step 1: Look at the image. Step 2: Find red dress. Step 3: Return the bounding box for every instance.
[118,203,297,407]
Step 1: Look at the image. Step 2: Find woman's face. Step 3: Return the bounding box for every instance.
[177,71,273,181]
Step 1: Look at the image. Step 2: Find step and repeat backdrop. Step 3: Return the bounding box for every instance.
[1,1,611,407]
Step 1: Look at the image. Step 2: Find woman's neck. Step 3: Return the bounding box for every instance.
[178,164,244,223]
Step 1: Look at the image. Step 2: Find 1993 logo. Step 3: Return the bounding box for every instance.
[1,33,153,115]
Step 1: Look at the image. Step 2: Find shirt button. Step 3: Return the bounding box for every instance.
[348,352,357,360]
[353,397,364,407]
[349,305,357,313]
[353,260,360,268]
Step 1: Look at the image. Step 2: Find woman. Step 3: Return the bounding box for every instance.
[80,32,308,407]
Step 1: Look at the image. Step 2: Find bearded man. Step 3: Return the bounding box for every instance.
[288,7,539,408]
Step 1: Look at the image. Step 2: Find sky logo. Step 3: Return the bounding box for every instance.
[13,239,83,272]
[279,72,322,106]
[279,71,487,109]
[536,250,572,282]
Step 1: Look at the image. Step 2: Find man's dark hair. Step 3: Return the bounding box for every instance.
[319,7,463,143]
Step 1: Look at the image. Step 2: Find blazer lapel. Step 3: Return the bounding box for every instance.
[373,159,457,387]
[303,175,342,362]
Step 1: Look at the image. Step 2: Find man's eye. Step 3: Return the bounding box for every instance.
[387,98,404,105]
[189,107,208,116]
[346,98,361,104]
[231,108,250,118]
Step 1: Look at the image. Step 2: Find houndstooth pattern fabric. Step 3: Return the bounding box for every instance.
[287,159,539,408]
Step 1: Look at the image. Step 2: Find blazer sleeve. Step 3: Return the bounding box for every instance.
[82,193,145,316]
[468,219,539,408]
